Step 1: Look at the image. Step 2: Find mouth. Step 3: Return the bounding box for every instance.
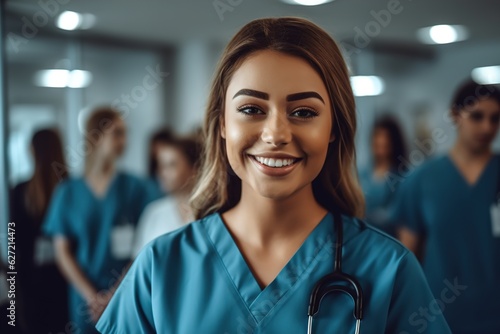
[476,136,493,143]
[248,154,302,168]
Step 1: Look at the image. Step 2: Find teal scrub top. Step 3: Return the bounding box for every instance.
[393,155,500,334]
[96,212,451,333]
[359,167,398,236]
[43,172,152,333]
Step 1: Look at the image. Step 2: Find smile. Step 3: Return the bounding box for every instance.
[248,154,302,177]
[251,155,298,168]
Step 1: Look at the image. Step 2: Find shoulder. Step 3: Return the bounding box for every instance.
[117,171,146,186]
[11,180,29,199]
[147,197,175,212]
[137,213,216,262]
[410,155,448,179]
[342,215,409,259]
[139,197,176,223]
[396,155,449,192]
[51,177,83,196]
[358,166,372,179]
[12,180,29,192]
[115,172,151,198]
[494,152,500,162]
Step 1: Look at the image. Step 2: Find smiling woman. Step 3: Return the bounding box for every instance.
[96,17,451,334]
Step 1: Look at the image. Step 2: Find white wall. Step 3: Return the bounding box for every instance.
[173,41,221,134]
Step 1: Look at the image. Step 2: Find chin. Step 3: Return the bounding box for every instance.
[253,181,307,201]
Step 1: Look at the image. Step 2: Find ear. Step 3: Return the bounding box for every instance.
[449,108,460,124]
[329,131,336,143]
[220,116,226,139]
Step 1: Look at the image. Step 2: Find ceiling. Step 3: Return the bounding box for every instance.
[7,0,500,48]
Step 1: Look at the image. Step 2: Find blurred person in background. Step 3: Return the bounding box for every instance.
[133,134,202,256]
[9,128,69,333]
[394,80,500,334]
[146,127,174,200]
[359,115,407,237]
[43,107,152,333]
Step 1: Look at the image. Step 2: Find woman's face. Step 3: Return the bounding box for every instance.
[455,98,500,152]
[157,145,195,193]
[372,128,392,161]
[100,118,127,159]
[222,50,334,200]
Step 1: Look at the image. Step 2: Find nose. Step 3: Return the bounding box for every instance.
[481,116,499,134]
[260,110,292,147]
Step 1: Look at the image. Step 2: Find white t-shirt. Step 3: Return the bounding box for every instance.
[133,197,190,257]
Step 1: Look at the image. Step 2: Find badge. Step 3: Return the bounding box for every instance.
[491,202,500,238]
[111,221,135,259]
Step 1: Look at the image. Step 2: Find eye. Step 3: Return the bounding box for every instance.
[290,107,319,119]
[237,105,264,117]
[490,114,500,124]
[467,112,484,122]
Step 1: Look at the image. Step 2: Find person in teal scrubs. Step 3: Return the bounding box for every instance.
[43,107,152,334]
[96,18,451,333]
[359,115,407,236]
[395,80,500,334]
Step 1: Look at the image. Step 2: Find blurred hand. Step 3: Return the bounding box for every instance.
[87,290,114,323]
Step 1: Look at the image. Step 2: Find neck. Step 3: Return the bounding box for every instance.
[450,140,491,163]
[373,157,391,172]
[86,156,115,179]
[226,183,328,246]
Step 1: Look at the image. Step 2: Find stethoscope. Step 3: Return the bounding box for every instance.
[307,212,364,334]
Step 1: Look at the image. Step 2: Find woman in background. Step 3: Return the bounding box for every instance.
[10,128,69,333]
[133,135,201,256]
[43,107,152,333]
[146,127,174,200]
[359,115,407,236]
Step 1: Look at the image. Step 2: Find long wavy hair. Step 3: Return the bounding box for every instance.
[190,17,364,219]
[373,115,408,169]
[25,128,68,221]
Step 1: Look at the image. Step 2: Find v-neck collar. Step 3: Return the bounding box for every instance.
[81,172,120,202]
[203,211,336,324]
[445,154,497,189]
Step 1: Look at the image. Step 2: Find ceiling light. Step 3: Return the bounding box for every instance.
[56,11,96,31]
[471,65,500,85]
[350,76,385,97]
[417,24,468,45]
[56,11,82,31]
[33,69,93,88]
[280,0,335,6]
[67,70,93,88]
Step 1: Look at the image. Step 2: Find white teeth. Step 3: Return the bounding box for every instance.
[253,156,296,168]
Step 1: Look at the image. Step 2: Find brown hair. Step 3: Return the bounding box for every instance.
[25,128,68,220]
[84,107,122,174]
[171,136,203,169]
[148,127,174,177]
[190,17,364,219]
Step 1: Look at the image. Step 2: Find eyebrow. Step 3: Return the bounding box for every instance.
[232,89,325,104]
[233,89,269,100]
[286,91,324,104]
